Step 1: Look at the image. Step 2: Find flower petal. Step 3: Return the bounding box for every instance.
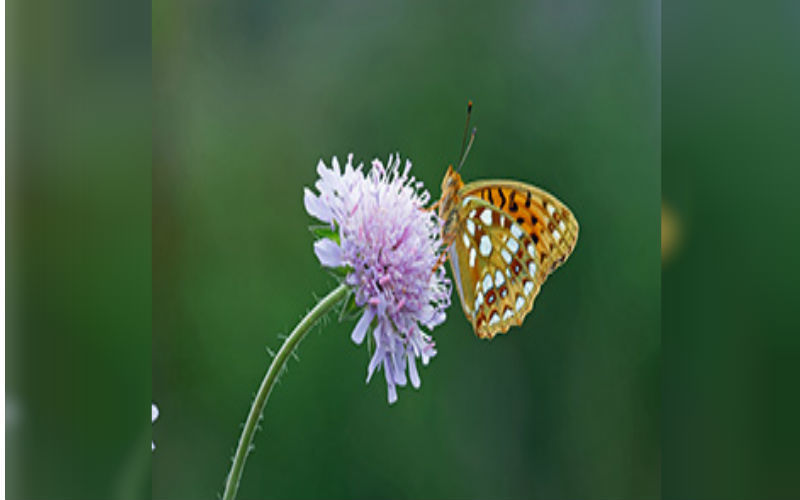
[366,324,385,383]
[421,342,437,365]
[303,188,332,222]
[313,238,343,268]
[366,349,382,383]
[392,349,407,386]
[383,358,398,405]
[316,158,331,179]
[408,353,420,389]
[351,308,374,345]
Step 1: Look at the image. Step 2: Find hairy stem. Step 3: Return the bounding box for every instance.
[222,282,350,500]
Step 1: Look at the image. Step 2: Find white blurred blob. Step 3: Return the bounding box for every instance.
[152,403,159,451]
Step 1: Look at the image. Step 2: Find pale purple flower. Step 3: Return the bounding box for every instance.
[304,154,451,404]
[152,403,159,451]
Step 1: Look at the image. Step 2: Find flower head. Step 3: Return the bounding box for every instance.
[305,154,451,403]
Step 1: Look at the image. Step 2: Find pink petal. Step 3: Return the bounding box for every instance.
[392,352,407,387]
[383,359,398,405]
[367,349,382,383]
[351,308,375,345]
[303,188,332,222]
[313,238,343,268]
[408,354,420,389]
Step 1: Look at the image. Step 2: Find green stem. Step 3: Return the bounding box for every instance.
[222,282,350,500]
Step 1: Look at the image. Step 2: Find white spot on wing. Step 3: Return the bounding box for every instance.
[515,296,525,311]
[466,218,476,236]
[469,209,477,218]
[482,274,493,293]
[480,209,493,226]
[503,308,514,321]
[469,247,476,268]
[474,292,483,312]
[511,224,524,239]
[489,312,500,326]
[524,281,534,296]
[527,243,536,258]
[462,232,470,248]
[546,203,555,216]
[501,248,512,264]
[495,270,505,287]
[506,238,519,253]
[553,230,561,242]
[559,220,566,232]
[529,262,537,276]
[479,235,492,256]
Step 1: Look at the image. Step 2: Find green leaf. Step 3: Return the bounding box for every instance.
[309,223,340,244]
[330,265,354,279]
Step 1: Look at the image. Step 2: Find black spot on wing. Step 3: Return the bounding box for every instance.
[497,188,506,209]
[509,191,519,212]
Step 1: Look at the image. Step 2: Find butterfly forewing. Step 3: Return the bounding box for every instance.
[460,180,579,276]
[449,197,546,339]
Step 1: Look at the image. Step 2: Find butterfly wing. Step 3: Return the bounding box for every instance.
[448,196,548,339]
[459,180,579,276]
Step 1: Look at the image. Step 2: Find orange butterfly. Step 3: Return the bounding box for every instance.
[433,102,579,339]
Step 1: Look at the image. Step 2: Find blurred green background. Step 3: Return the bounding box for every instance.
[7,0,151,498]
[153,1,659,499]
[661,1,800,499]
[11,0,800,498]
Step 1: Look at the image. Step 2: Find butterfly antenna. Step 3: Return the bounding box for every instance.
[458,100,473,161]
[457,126,477,172]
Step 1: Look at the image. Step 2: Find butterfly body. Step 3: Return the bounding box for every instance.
[438,166,578,339]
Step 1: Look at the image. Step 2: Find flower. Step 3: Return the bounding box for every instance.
[152,403,159,451]
[304,154,451,403]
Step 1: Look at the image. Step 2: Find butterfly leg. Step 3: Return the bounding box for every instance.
[426,200,441,213]
[431,250,449,273]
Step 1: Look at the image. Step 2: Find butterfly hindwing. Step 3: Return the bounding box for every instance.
[449,196,545,339]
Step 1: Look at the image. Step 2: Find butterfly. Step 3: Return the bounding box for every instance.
[432,102,579,339]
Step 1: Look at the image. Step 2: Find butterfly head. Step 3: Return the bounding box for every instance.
[438,165,464,245]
